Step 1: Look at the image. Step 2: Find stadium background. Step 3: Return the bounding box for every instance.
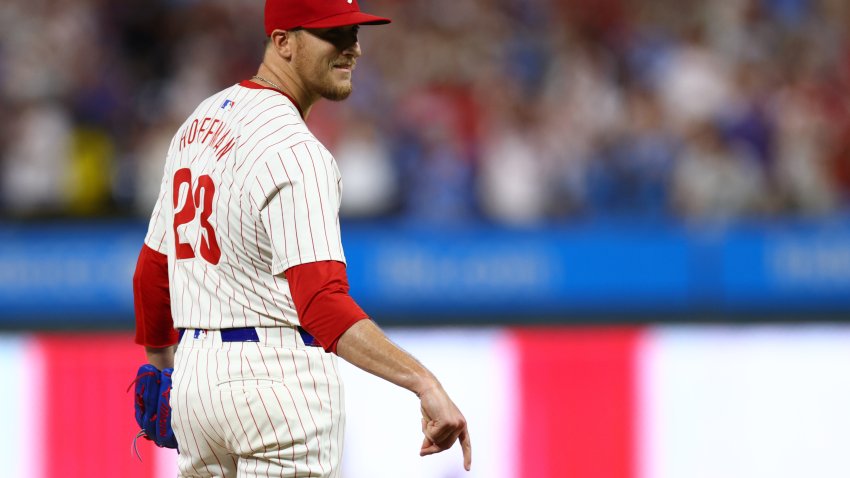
[1,0,850,477]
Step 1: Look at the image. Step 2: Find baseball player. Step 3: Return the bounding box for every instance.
[131,0,472,476]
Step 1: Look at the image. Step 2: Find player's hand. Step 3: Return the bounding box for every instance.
[418,385,472,471]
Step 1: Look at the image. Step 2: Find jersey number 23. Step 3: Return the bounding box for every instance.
[172,168,221,264]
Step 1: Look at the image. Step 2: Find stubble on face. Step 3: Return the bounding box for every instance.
[294,33,353,102]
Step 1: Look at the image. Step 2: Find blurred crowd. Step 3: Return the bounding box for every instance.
[1,0,848,225]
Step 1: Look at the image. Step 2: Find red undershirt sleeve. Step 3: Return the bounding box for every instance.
[133,244,178,348]
[284,260,369,354]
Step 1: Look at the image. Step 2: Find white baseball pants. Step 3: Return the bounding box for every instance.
[171,327,345,477]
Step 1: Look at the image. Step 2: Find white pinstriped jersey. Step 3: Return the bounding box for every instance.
[144,81,346,330]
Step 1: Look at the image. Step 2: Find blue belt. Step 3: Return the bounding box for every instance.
[178,327,320,347]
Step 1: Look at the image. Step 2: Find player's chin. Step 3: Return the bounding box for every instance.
[322,82,353,102]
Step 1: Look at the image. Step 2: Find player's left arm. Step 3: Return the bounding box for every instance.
[133,184,177,369]
[130,243,179,450]
[145,345,175,371]
[133,244,177,370]
[130,142,179,451]
[135,149,179,370]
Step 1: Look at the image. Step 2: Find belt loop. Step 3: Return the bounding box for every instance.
[297,327,321,347]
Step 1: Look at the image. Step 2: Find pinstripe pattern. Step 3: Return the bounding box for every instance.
[143,82,346,477]
[173,329,343,477]
[143,83,344,330]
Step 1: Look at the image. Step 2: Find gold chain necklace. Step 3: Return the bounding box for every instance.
[251,75,283,91]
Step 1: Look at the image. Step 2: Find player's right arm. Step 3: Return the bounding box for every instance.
[334,319,472,470]
[285,259,471,469]
[285,260,471,468]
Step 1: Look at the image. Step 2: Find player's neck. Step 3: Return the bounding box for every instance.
[253,64,317,118]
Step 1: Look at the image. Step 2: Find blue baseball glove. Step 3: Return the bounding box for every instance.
[132,364,178,450]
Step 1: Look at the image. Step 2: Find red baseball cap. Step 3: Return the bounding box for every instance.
[265,0,391,35]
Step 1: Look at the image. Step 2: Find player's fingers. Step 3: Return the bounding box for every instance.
[420,437,439,456]
[427,418,460,442]
[423,420,455,444]
[459,428,472,471]
[428,430,465,456]
[426,418,466,447]
[424,425,448,446]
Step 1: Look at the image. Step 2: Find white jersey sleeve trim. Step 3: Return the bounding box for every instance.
[143,147,175,254]
[253,141,346,275]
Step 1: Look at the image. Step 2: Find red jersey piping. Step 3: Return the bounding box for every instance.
[239,79,305,118]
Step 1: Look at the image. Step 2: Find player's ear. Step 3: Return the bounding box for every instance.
[269,29,297,60]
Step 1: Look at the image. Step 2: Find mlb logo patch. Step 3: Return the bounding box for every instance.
[220,99,235,110]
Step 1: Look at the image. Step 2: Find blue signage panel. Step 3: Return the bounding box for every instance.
[0,222,144,324]
[0,221,848,325]
[720,225,850,311]
[342,225,696,315]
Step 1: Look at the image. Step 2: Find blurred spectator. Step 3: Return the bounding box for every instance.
[335,116,399,218]
[601,84,678,219]
[656,24,734,132]
[0,0,847,225]
[771,71,838,215]
[393,85,480,224]
[1,101,71,214]
[478,99,548,225]
[672,121,767,221]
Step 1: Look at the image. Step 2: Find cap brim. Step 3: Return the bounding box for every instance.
[300,12,391,29]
